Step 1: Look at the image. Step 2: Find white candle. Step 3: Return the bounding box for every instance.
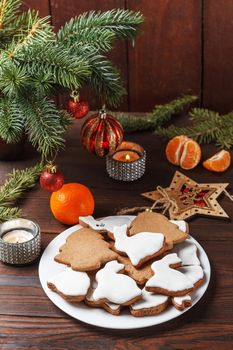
[2,230,34,243]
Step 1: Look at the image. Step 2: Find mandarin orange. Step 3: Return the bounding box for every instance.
[203,150,231,172]
[165,135,201,170]
[165,135,189,165]
[50,183,94,225]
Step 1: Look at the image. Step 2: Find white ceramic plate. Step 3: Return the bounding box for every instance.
[39,216,211,330]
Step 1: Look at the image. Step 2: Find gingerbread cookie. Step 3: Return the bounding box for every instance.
[54,228,117,271]
[179,265,204,288]
[145,253,194,296]
[85,280,121,315]
[112,224,165,268]
[172,295,192,311]
[79,215,133,237]
[172,239,200,266]
[129,212,188,249]
[47,267,90,302]
[130,288,169,317]
[117,254,153,285]
[92,260,142,305]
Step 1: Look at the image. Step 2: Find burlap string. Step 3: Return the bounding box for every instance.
[117,185,178,217]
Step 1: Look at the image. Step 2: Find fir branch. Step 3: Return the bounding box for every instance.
[7,10,54,58]
[0,0,20,29]
[0,63,29,96]
[88,55,126,107]
[156,108,233,149]
[0,162,43,207]
[58,9,143,49]
[116,95,197,132]
[0,97,24,142]
[0,206,21,222]
[116,113,156,132]
[151,95,198,127]
[21,97,66,157]
[17,43,90,89]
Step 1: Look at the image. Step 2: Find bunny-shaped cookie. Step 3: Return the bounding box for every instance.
[145,253,194,296]
[92,260,142,305]
[113,225,165,267]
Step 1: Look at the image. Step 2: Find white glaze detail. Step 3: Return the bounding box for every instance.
[172,239,200,266]
[113,225,165,266]
[86,280,120,311]
[173,295,191,306]
[93,260,142,304]
[145,253,194,292]
[79,215,133,233]
[131,288,169,310]
[169,220,187,233]
[48,267,90,296]
[179,265,204,285]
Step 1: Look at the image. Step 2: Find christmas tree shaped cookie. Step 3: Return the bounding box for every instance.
[55,228,117,271]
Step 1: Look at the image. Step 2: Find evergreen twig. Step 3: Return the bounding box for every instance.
[0,162,43,222]
[0,162,43,207]
[156,108,233,149]
[116,95,197,132]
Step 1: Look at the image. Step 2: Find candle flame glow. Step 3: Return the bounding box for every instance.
[125,154,130,161]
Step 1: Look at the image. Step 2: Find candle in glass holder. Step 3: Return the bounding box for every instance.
[2,230,34,243]
[106,141,146,181]
[0,218,41,265]
[112,150,140,163]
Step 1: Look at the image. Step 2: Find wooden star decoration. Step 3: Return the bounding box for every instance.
[141,171,229,220]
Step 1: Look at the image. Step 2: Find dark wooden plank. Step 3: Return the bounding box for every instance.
[0,115,233,349]
[0,315,233,350]
[203,0,233,113]
[21,0,50,17]
[127,0,202,112]
[50,0,129,111]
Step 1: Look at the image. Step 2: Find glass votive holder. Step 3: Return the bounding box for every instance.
[106,141,146,181]
[0,218,41,265]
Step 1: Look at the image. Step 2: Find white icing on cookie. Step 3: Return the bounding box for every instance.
[113,225,165,266]
[86,280,120,311]
[145,253,194,292]
[172,295,191,306]
[131,288,169,310]
[169,220,187,233]
[93,260,142,304]
[79,215,133,233]
[47,267,90,296]
[179,265,204,285]
[172,239,200,266]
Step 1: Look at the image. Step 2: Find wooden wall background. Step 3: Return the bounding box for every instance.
[22,0,233,113]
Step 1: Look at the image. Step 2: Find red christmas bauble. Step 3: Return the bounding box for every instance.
[40,163,64,192]
[67,91,89,119]
[81,110,124,157]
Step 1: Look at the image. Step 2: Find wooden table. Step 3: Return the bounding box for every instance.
[0,119,233,350]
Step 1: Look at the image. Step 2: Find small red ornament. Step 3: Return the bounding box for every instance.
[40,162,64,192]
[67,91,89,119]
[81,109,124,157]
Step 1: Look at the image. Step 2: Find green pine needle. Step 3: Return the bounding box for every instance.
[0,206,21,222]
[0,162,43,206]
[116,95,197,132]
[0,162,43,222]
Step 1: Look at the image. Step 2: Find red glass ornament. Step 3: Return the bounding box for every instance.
[81,110,124,157]
[67,91,89,119]
[40,162,64,192]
